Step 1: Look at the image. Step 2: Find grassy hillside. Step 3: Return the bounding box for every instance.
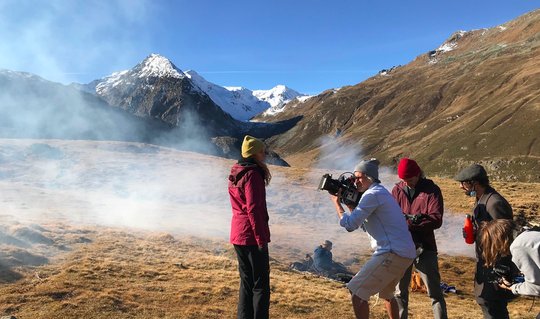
[0,226,538,319]
[259,10,540,182]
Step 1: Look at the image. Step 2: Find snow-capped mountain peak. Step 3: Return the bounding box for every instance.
[260,85,312,116]
[253,85,306,116]
[253,85,300,104]
[92,54,186,96]
[134,53,184,79]
[82,53,307,121]
[185,71,308,121]
[184,70,271,121]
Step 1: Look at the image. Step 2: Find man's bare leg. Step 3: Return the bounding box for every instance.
[352,295,369,318]
[384,298,399,319]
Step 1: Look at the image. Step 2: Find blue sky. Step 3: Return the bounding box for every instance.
[0,1,537,94]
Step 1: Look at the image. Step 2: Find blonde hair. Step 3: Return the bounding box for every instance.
[479,219,516,267]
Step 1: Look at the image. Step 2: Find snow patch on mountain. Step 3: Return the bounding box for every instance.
[82,53,307,121]
[92,54,186,96]
[186,71,306,121]
[262,94,313,116]
[137,54,184,79]
[184,70,269,121]
[253,85,303,109]
[437,42,457,53]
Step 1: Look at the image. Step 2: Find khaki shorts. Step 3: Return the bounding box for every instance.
[347,252,413,301]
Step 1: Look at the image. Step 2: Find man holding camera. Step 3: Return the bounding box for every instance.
[330,159,416,319]
[455,164,513,319]
[392,158,447,319]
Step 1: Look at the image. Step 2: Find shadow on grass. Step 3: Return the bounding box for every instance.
[0,263,23,283]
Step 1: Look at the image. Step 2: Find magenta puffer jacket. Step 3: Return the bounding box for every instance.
[228,161,270,247]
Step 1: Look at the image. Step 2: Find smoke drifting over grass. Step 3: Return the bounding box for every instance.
[311,135,473,257]
[315,136,364,171]
[0,132,472,269]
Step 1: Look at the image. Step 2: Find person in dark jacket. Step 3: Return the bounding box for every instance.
[455,164,513,319]
[392,158,447,319]
[313,240,334,273]
[228,135,272,319]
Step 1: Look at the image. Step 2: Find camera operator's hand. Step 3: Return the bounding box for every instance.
[498,281,513,291]
[330,191,347,219]
[330,194,340,205]
[330,188,344,207]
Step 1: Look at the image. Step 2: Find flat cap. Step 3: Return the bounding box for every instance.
[454,164,488,182]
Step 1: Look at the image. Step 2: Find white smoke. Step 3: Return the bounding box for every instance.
[307,135,474,257]
[0,0,154,84]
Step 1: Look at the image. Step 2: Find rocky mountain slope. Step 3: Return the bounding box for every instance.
[85,54,240,138]
[260,9,540,181]
[75,54,299,162]
[86,55,306,122]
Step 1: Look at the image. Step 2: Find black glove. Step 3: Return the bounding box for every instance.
[405,214,425,225]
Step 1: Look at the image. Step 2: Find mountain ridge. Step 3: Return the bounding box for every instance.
[259,9,540,181]
[84,54,307,121]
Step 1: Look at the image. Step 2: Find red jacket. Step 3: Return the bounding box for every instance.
[392,178,444,252]
[228,161,270,247]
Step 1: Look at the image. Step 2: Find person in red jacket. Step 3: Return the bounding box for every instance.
[392,158,448,319]
[228,135,271,319]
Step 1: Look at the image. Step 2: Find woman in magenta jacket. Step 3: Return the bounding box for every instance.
[228,135,271,319]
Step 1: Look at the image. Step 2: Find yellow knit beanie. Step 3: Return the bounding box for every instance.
[241,135,265,158]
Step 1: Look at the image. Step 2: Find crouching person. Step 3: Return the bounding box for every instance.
[229,136,272,319]
[480,220,540,318]
[330,159,416,319]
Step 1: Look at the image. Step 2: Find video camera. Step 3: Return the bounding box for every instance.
[486,257,524,286]
[318,173,362,207]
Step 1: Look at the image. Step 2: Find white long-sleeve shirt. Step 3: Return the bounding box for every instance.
[511,231,540,296]
[340,183,416,259]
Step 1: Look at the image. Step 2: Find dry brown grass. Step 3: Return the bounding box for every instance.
[0,226,538,319]
[0,152,538,318]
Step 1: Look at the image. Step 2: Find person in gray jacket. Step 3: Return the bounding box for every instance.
[479,219,540,318]
[330,159,416,319]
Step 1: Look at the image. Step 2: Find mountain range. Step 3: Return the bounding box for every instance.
[0,54,301,165]
[257,9,540,181]
[83,54,307,122]
[0,9,538,180]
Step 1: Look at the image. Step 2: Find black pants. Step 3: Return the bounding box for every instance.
[234,244,270,319]
[475,261,512,319]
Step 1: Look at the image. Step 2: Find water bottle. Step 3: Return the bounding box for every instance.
[463,214,475,244]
